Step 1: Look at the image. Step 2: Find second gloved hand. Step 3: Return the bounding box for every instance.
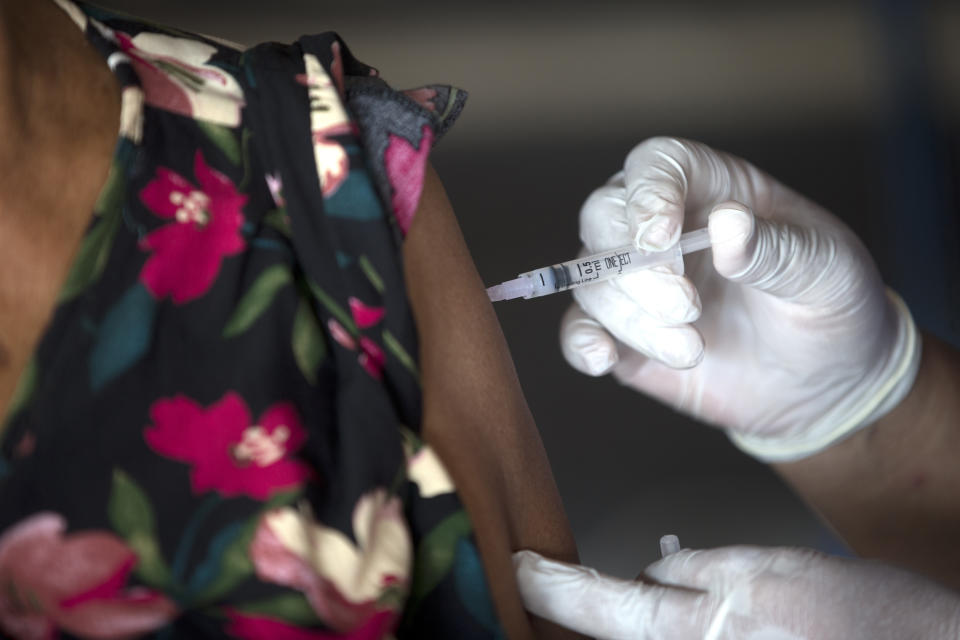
[514,546,960,640]
[561,137,920,461]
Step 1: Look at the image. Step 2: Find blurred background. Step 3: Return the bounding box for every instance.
[104,0,960,577]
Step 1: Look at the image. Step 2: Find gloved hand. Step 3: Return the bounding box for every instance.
[561,137,920,461]
[513,546,960,640]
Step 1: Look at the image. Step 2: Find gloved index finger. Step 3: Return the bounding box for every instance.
[624,137,771,254]
[643,546,781,592]
[514,550,710,640]
[623,137,694,252]
[579,178,631,253]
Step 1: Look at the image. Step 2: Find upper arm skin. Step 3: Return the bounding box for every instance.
[402,164,585,639]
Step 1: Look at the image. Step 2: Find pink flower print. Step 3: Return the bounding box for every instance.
[139,150,246,304]
[312,135,350,198]
[384,126,434,235]
[328,319,357,351]
[114,31,245,127]
[247,491,410,635]
[402,88,438,112]
[0,513,177,639]
[326,319,385,380]
[348,297,385,329]
[144,393,312,500]
[300,53,353,197]
[403,443,455,499]
[358,338,385,381]
[226,610,396,640]
[13,432,35,459]
[330,41,345,97]
[247,518,376,632]
[265,173,286,208]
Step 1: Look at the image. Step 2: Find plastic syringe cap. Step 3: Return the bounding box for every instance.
[486,277,534,302]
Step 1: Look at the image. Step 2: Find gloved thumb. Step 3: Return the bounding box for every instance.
[514,550,708,640]
[560,304,619,376]
[708,201,836,303]
[707,202,756,279]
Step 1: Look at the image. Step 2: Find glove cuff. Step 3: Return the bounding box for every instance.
[729,288,921,462]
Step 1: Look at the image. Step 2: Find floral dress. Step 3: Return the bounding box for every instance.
[0,1,502,638]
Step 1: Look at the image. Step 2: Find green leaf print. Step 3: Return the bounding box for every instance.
[188,520,255,606]
[234,593,321,626]
[453,538,503,636]
[292,298,326,384]
[439,87,462,122]
[89,284,158,392]
[358,255,385,293]
[399,426,425,461]
[95,159,127,217]
[262,488,304,510]
[190,489,302,606]
[323,170,385,221]
[377,584,407,610]
[263,208,292,237]
[198,120,242,166]
[59,161,125,303]
[405,509,473,617]
[382,330,420,380]
[306,280,358,335]
[108,469,174,590]
[237,128,254,191]
[222,265,292,338]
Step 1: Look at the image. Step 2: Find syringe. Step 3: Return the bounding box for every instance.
[486,228,711,302]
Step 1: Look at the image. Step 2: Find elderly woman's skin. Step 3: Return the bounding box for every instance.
[406,166,586,638]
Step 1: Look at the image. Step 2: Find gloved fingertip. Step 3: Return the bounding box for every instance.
[637,219,681,252]
[678,347,705,370]
[708,203,756,278]
[514,550,597,583]
[605,169,626,187]
[689,341,706,367]
[679,278,703,324]
[613,271,701,324]
[707,202,754,246]
[561,316,619,376]
[625,186,683,251]
[658,331,704,370]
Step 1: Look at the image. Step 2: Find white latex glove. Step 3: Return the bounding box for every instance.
[514,546,960,640]
[561,137,920,461]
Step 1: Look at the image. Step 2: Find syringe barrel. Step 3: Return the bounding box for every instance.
[518,243,683,298]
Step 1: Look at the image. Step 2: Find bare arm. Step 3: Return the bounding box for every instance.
[402,164,586,639]
[775,333,960,588]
